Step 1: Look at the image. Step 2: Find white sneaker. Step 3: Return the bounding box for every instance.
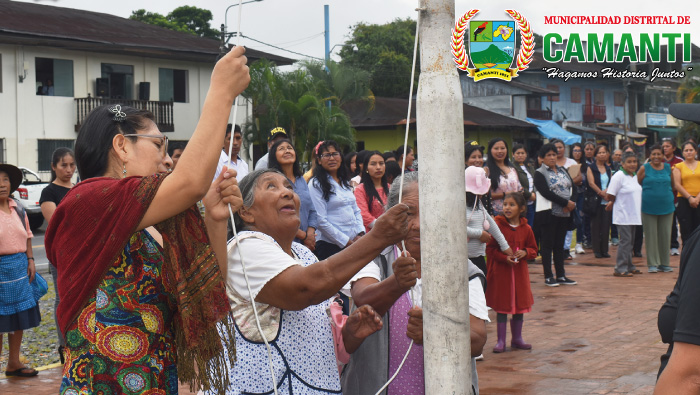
[475,354,484,361]
[575,244,585,254]
[671,248,680,256]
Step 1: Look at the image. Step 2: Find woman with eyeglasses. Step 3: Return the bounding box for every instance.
[309,140,365,261]
[44,48,249,394]
[268,139,317,252]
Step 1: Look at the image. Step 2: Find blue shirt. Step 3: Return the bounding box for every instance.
[293,176,318,238]
[308,176,365,248]
[641,162,675,215]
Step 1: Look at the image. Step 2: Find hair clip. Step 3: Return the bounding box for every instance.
[315,141,324,155]
[109,105,127,122]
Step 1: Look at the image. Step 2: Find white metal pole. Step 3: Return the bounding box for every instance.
[416,0,472,394]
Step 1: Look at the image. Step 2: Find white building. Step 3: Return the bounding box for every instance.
[0,0,293,177]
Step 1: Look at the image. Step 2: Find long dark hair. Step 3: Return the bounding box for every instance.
[345,151,358,177]
[75,104,155,179]
[569,142,583,163]
[486,138,512,190]
[359,151,389,208]
[312,140,351,201]
[50,147,75,182]
[267,139,302,179]
[466,192,482,210]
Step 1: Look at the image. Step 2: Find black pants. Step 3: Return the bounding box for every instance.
[540,215,569,279]
[590,205,612,255]
[675,197,700,247]
[634,225,644,255]
[470,255,487,277]
[671,211,680,249]
[314,240,350,314]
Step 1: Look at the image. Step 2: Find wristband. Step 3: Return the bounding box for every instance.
[301,232,308,241]
[27,257,35,261]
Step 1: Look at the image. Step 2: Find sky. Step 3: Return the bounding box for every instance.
[14,0,700,62]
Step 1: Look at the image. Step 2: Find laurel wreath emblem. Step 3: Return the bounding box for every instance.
[451,9,534,73]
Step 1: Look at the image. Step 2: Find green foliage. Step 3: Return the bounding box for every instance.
[338,18,419,98]
[130,6,219,40]
[676,75,700,140]
[242,59,373,161]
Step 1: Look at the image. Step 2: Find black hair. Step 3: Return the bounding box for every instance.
[395,145,413,166]
[486,138,512,190]
[504,191,527,216]
[345,151,358,178]
[512,143,527,164]
[538,143,557,159]
[359,151,389,208]
[312,140,351,201]
[383,151,397,161]
[465,192,483,210]
[50,147,75,182]
[569,143,583,162]
[75,104,155,180]
[267,139,302,178]
[355,150,369,174]
[385,160,402,184]
[464,142,484,166]
[225,123,241,137]
[593,144,609,157]
[649,144,663,154]
[681,140,698,153]
[662,137,677,148]
[167,141,186,158]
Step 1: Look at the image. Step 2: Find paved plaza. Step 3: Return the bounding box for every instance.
[0,245,679,395]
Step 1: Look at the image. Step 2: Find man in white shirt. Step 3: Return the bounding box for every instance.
[215,124,248,182]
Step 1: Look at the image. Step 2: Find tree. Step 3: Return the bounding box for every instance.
[130,6,219,40]
[676,73,700,141]
[338,18,419,98]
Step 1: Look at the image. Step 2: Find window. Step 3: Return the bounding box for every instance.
[35,57,74,97]
[0,138,5,163]
[159,68,188,102]
[614,92,626,107]
[546,85,559,102]
[101,63,134,99]
[594,90,604,105]
[570,87,581,103]
[38,140,74,171]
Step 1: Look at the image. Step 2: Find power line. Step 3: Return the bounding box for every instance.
[240,34,323,60]
[273,32,325,47]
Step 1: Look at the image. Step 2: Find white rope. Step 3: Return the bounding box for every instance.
[374,6,425,395]
[226,1,279,394]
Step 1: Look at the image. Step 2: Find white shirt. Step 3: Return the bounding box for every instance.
[215,150,249,182]
[606,170,642,225]
[562,158,577,169]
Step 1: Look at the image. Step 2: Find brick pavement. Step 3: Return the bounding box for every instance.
[0,245,679,395]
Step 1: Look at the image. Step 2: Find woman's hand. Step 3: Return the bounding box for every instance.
[342,304,383,353]
[303,228,316,251]
[502,247,514,257]
[392,252,418,292]
[370,204,410,246]
[211,46,250,103]
[406,306,423,345]
[27,257,36,283]
[565,200,576,212]
[203,166,242,222]
[479,231,492,243]
[605,201,614,212]
[690,196,700,209]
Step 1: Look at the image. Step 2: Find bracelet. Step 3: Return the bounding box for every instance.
[301,232,308,241]
[27,257,35,261]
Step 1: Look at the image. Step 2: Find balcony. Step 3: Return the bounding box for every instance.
[583,104,606,123]
[75,97,174,132]
[526,109,553,120]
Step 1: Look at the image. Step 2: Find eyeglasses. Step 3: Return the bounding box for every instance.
[277,145,295,153]
[320,152,340,159]
[123,134,169,157]
[573,149,582,152]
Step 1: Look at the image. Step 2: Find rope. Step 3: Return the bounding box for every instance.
[374,5,425,395]
[226,1,279,394]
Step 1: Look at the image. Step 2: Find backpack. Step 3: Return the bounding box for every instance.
[11,198,27,230]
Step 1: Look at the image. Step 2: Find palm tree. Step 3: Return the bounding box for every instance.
[676,76,700,141]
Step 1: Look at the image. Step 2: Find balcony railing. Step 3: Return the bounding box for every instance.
[75,97,174,132]
[526,109,552,120]
[583,104,606,123]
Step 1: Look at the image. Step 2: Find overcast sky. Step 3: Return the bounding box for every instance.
[15,0,700,62]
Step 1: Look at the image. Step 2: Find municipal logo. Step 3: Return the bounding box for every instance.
[452,10,534,82]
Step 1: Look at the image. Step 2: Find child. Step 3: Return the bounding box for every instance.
[605,151,643,277]
[465,166,512,276]
[486,192,537,353]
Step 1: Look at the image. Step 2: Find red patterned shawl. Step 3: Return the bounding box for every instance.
[45,174,235,392]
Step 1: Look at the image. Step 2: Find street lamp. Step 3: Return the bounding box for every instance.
[225,0,264,33]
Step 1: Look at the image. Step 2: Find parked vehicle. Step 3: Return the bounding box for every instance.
[12,167,49,230]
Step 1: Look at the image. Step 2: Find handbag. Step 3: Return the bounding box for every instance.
[582,193,601,216]
[31,272,48,302]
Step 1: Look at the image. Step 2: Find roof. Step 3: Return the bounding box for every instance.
[526,118,581,145]
[0,0,295,65]
[342,97,535,129]
[566,124,616,137]
[597,126,646,139]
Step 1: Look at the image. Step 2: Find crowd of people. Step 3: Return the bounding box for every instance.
[1,46,700,394]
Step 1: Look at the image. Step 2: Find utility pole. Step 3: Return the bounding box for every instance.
[324,4,331,111]
[416,0,472,394]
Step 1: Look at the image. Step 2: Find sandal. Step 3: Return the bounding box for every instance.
[613,272,633,277]
[631,269,642,274]
[5,367,39,377]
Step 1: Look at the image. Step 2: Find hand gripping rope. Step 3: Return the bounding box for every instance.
[226,1,279,394]
[373,5,426,395]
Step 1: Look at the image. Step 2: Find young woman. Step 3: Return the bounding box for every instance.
[553,139,581,260]
[486,192,537,353]
[606,152,642,277]
[512,143,536,228]
[569,143,586,254]
[268,139,317,251]
[354,151,389,233]
[39,147,77,363]
[672,140,700,247]
[308,140,365,260]
[637,144,675,273]
[486,138,522,216]
[396,144,415,172]
[465,140,494,215]
[586,145,613,258]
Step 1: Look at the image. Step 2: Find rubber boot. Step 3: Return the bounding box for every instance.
[493,322,507,353]
[510,319,532,350]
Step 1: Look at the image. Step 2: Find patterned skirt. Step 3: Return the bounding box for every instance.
[0,253,41,333]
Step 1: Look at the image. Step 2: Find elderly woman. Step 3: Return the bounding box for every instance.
[534,143,578,287]
[218,168,408,394]
[45,47,249,394]
[0,164,40,377]
[341,171,490,395]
